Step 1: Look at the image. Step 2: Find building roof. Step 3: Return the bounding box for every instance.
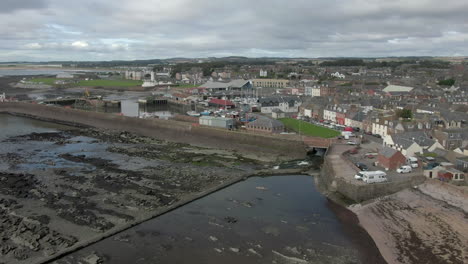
[433,148,449,157]
[383,85,414,93]
[380,146,400,158]
[247,117,284,129]
[200,116,233,121]
[200,79,250,89]
[259,96,300,107]
[208,98,235,106]
[392,131,435,148]
[439,110,468,122]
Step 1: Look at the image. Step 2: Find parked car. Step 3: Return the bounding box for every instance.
[373,134,382,138]
[365,131,372,135]
[364,152,378,159]
[355,162,368,171]
[346,141,358,145]
[349,148,358,154]
[397,165,413,173]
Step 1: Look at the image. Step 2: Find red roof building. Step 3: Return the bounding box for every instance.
[208,99,235,109]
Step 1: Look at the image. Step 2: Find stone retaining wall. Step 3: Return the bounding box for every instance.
[0,102,306,160]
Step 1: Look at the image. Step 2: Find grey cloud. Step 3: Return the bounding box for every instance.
[0,0,48,13]
[0,0,467,61]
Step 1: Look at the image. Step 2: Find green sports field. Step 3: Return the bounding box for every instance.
[77,79,143,87]
[279,118,340,138]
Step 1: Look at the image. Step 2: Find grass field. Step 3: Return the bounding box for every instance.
[176,84,200,89]
[30,78,143,87]
[77,79,143,87]
[279,118,340,138]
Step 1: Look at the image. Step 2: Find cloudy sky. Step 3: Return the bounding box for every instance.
[1,0,467,61]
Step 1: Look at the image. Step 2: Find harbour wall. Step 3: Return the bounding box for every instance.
[0,102,307,160]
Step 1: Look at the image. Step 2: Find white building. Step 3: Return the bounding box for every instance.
[323,109,336,122]
[259,69,268,77]
[372,122,389,138]
[383,85,413,93]
[331,72,345,79]
[125,70,143,80]
[259,97,301,114]
[199,116,235,129]
[305,86,323,97]
[312,87,321,97]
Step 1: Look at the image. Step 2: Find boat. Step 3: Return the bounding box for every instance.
[187,111,201,117]
[200,110,212,116]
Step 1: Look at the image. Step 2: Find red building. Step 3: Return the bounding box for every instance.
[208,98,235,109]
[336,112,346,125]
[378,147,406,170]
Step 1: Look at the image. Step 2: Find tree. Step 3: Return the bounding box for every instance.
[397,109,413,119]
[438,78,455,86]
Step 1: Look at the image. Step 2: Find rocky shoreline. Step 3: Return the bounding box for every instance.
[0,125,273,264]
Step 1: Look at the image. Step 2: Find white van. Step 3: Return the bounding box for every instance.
[354,171,365,180]
[397,165,412,173]
[362,171,387,183]
[406,157,419,168]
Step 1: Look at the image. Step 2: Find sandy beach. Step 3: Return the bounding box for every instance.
[351,180,468,264]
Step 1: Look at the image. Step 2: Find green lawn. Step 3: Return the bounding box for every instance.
[279,118,340,138]
[77,79,143,87]
[176,84,200,89]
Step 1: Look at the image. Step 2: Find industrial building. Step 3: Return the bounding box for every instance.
[199,116,235,129]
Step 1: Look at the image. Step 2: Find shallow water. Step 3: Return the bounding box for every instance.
[0,68,91,77]
[59,175,365,264]
[0,113,73,141]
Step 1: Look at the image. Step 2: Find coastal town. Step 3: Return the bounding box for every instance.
[0,57,467,263]
[3,58,468,183]
[2,0,468,263]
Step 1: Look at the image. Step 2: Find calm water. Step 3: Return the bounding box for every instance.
[0,68,97,77]
[58,175,366,264]
[0,113,73,141]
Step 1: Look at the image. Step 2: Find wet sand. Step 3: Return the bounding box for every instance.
[351,181,468,264]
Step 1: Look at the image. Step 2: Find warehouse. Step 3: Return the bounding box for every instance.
[199,116,235,129]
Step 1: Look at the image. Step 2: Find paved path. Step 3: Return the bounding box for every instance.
[326,144,364,184]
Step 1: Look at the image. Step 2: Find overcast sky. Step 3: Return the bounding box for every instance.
[1,0,467,61]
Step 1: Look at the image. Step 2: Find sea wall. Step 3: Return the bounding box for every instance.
[0,102,306,160]
[320,145,426,202]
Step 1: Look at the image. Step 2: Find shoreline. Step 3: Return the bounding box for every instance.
[350,181,468,264]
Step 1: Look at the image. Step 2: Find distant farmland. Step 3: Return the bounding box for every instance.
[279,118,340,138]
